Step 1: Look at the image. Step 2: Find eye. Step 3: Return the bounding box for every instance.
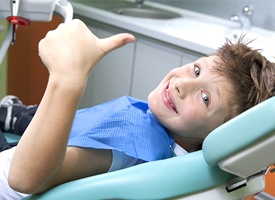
[194,65,200,77]
[202,92,209,106]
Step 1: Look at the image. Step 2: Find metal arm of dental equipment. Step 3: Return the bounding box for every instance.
[0,0,73,65]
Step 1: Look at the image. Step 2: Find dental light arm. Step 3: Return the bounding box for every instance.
[0,0,73,65]
[54,0,73,23]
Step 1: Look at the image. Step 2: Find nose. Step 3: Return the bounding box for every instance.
[174,77,197,99]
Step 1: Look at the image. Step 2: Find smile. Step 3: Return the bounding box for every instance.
[163,84,178,113]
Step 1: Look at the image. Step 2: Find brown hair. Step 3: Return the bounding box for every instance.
[213,35,275,122]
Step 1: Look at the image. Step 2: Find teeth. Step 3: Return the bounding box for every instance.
[166,90,173,106]
[166,89,177,113]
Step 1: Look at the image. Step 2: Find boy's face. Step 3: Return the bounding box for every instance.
[148,55,230,140]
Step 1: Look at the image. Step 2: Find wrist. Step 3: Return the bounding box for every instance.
[47,74,87,97]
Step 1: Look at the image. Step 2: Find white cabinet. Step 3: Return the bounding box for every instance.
[79,26,135,108]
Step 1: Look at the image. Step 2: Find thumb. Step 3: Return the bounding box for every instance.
[97,33,135,55]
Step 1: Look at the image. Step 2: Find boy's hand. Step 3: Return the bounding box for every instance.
[9,20,135,194]
[38,19,135,83]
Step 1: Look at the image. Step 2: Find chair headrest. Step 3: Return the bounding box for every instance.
[202,96,275,167]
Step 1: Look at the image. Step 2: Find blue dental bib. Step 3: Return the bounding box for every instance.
[68,96,175,161]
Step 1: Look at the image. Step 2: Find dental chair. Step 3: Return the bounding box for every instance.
[4,96,274,199]
[2,1,275,199]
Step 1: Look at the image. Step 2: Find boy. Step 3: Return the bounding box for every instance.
[0,19,274,199]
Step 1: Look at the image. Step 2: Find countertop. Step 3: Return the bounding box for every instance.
[70,0,275,61]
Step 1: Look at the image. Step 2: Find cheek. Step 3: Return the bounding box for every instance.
[176,115,195,133]
[171,109,204,135]
[206,112,226,133]
[162,113,196,136]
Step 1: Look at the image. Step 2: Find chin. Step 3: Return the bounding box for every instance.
[147,98,155,113]
[148,89,161,109]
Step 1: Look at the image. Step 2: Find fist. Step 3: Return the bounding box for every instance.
[38,19,135,82]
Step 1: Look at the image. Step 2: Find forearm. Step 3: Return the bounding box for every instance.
[8,19,135,194]
[9,76,86,193]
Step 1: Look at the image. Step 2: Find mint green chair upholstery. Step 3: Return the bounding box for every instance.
[5,96,274,199]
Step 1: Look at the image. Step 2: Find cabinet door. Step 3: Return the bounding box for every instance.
[79,27,135,108]
[8,16,63,105]
[78,25,98,108]
[131,38,182,100]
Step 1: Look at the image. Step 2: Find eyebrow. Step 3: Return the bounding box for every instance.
[201,57,222,109]
[206,78,221,112]
[213,83,221,99]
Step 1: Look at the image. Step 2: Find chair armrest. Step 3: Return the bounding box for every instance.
[23,151,235,200]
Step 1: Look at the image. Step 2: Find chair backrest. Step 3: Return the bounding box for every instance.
[202,96,275,177]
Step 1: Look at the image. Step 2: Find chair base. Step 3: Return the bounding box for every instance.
[176,176,265,200]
